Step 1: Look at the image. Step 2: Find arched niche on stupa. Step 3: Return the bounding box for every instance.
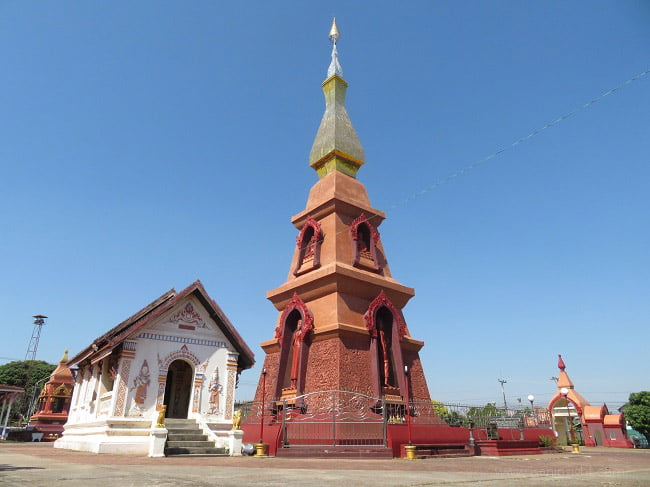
[273,293,314,400]
[350,213,382,272]
[293,217,323,276]
[364,291,407,400]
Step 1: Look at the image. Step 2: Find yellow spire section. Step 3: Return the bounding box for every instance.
[309,18,365,179]
[60,348,69,362]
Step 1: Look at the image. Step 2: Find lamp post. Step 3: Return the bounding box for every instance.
[256,368,267,456]
[527,394,535,424]
[403,365,416,460]
[560,387,579,453]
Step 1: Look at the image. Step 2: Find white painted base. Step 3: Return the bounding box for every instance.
[227,430,243,456]
[54,418,163,456]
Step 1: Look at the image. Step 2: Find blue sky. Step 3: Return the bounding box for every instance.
[1,1,648,408]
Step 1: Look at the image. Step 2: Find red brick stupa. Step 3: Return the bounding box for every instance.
[253,19,431,414]
[29,349,75,441]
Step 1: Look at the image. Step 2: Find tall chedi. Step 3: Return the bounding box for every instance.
[255,19,431,405]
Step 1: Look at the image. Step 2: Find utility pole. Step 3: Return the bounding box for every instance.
[498,378,508,411]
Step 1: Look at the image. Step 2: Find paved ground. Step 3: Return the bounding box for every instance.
[1,443,649,486]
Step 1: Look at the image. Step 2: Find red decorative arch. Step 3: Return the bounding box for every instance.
[350,213,380,244]
[293,217,323,275]
[364,290,406,339]
[274,292,314,343]
[158,344,201,372]
[295,217,322,247]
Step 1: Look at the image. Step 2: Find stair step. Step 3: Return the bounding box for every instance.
[166,440,217,448]
[167,434,208,442]
[165,447,227,455]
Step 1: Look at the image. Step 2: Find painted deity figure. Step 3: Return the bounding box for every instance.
[289,320,303,389]
[208,367,222,414]
[379,329,391,387]
[132,360,150,408]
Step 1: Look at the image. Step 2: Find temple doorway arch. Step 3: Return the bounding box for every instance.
[163,359,193,418]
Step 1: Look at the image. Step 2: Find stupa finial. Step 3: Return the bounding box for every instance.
[558,354,566,371]
[329,17,340,44]
[61,349,69,362]
[327,18,343,78]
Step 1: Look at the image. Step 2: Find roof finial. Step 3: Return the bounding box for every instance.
[329,17,340,44]
[61,349,69,362]
[558,354,566,371]
[327,17,343,77]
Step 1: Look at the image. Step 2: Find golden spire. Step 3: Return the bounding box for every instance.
[60,349,69,362]
[329,17,340,44]
[310,18,364,178]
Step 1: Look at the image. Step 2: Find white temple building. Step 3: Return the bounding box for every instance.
[55,280,254,456]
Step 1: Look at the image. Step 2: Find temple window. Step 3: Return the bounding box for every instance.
[52,397,65,413]
[293,217,323,276]
[350,213,381,272]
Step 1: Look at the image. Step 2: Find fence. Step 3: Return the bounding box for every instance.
[237,392,551,448]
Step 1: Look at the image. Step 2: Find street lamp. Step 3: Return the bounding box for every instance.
[560,387,579,453]
[527,394,535,423]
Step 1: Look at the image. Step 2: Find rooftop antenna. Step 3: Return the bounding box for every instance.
[498,378,508,410]
[25,314,47,361]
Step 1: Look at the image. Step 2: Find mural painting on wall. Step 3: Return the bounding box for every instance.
[167,303,207,330]
[132,360,151,411]
[208,367,222,414]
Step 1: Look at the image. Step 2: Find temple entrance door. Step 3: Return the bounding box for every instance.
[163,360,193,419]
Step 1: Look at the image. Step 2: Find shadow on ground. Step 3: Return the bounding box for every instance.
[0,464,45,472]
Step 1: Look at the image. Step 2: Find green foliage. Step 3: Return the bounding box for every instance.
[625,391,650,441]
[430,400,449,417]
[539,435,555,447]
[0,360,56,425]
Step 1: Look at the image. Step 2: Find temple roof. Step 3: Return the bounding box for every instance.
[68,280,254,371]
[309,18,365,179]
[548,354,590,410]
[49,349,74,383]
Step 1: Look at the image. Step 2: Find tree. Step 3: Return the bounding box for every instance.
[0,360,56,424]
[625,391,650,441]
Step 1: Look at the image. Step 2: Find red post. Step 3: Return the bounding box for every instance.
[259,368,267,443]
[404,365,412,445]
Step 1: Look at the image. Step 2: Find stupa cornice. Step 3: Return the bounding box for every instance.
[267,262,414,310]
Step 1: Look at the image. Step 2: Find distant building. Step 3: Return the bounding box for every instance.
[0,385,24,440]
[55,280,254,456]
[548,355,632,448]
[29,349,75,441]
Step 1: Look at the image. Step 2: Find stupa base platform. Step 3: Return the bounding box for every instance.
[276,445,393,459]
[474,440,542,456]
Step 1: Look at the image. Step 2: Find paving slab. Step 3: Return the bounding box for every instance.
[1,443,649,486]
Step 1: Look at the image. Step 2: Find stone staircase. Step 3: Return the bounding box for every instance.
[410,444,474,459]
[164,418,228,456]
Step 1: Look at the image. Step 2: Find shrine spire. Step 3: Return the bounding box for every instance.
[309,18,365,179]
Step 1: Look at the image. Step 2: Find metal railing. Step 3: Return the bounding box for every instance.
[236,393,552,447]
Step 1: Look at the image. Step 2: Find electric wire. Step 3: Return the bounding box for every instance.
[294,67,650,253]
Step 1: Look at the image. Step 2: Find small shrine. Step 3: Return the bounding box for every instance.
[29,349,75,441]
[55,280,254,456]
[548,355,633,448]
